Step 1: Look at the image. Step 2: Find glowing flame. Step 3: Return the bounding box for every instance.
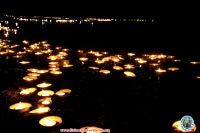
[9,102,32,110]
[37,90,54,96]
[55,89,71,96]
[20,87,37,95]
[39,116,62,127]
[29,107,50,114]
[37,82,52,88]
[124,71,136,77]
[38,97,52,105]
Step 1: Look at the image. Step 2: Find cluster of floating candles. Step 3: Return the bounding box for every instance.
[2,38,200,131]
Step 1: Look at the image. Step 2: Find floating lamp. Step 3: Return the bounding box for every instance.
[155,68,167,73]
[23,75,37,81]
[20,87,37,95]
[38,90,54,97]
[50,70,62,75]
[38,97,52,105]
[55,89,71,96]
[9,102,32,111]
[29,107,50,114]
[39,116,62,127]
[37,82,52,88]
[99,69,110,74]
[124,71,136,77]
[113,66,123,70]
[168,67,180,71]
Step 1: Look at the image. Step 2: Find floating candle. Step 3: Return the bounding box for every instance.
[99,69,110,74]
[124,71,136,77]
[37,69,49,74]
[38,97,52,105]
[113,66,123,70]
[20,87,37,95]
[155,68,167,73]
[168,67,180,71]
[37,82,52,88]
[55,89,71,96]
[29,107,50,114]
[39,116,62,127]
[37,90,54,96]
[50,70,62,75]
[23,75,37,81]
[9,102,32,111]
[19,61,30,65]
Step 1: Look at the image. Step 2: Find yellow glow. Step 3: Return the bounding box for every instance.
[20,88,36,95]
[113,66,123,70]
[19,61,30,65]
[95,59,105,64]
[49,61,59,65]
[29,107,50,114]
[127,53,135,56]
[27,73,40,77]
[89,66,99,70]
[23,75,37,81]
[37,90,54,97]
[79,57,88,62]
[39,116,62,127]
[99,69,110,74]
[48,55,57,60]
[168,67,179,71]
[55,89,71,96]
[27,68,38,73]
[38,97,52,105]
[37,82,52,88]
[37,69,49,74]
[9,102,32,110]
[50,70,62,75]
[124,64,135,69]
[155,68,167,73]
[190,61,200,65]
[124,71,136,77]
[49,67,60,71]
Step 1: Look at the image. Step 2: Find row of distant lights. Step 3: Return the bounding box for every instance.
[3,15,153,24]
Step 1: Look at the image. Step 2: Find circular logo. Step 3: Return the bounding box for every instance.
[180,115,194,132]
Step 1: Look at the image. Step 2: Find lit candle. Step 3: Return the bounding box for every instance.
[127,53,135,57]
[39,116,62,127]
[20,87,37,95]
[38,97,52,105]
[23,75,37,81]
[37,90,54,96]
[124,71,136,77]
[50,70,62,75]
[9,102,32,111]
[168,67,179,71]
[55,89,71,96]
[37,69,49,74]
[113,66,123,70]
[190,61,200,65]
[155,68,167,73]
[27,68,38,73]
[89,66,99,70]
[37,82,52,88]
[19,61,30,65]
[99,69,110,74]
[29,107,50,114]
[124,64,135,69]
